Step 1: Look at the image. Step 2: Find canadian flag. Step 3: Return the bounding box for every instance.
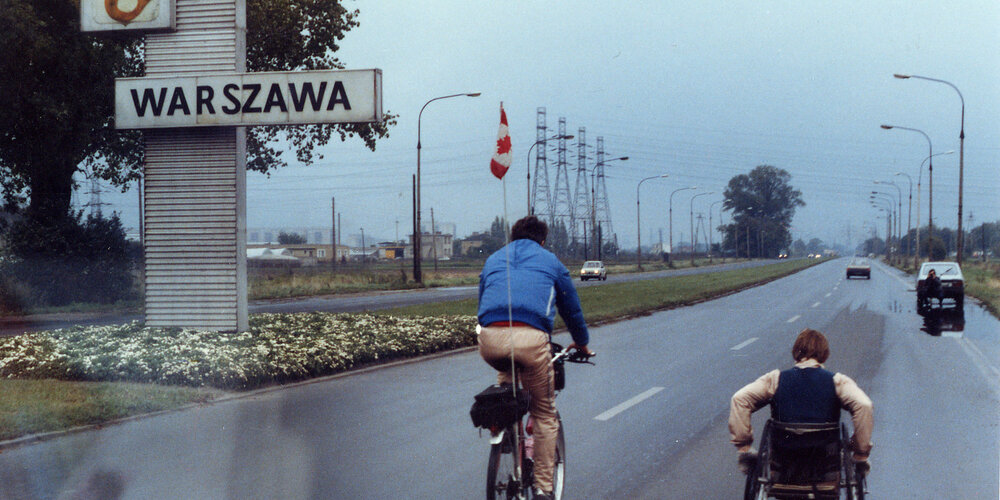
[490,104,512,179]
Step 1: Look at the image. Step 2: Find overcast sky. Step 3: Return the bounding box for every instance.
[90,0,1000,250]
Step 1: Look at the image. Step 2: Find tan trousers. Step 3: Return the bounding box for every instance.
[478,325,559,493]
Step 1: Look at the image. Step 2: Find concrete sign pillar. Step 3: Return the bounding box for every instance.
[142,0,248,331]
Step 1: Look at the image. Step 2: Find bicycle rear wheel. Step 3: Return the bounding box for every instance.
[487,431,527,500]
[552,419,566,500]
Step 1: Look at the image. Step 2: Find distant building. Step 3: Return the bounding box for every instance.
[411,231,453,260]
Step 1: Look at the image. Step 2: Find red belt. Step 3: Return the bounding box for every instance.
[487,321,533,328]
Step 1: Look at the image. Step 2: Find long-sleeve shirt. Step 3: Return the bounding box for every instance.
[729,359,874,460]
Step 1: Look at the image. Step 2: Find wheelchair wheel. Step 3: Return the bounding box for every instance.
[744,420,772,500]
[840,425,854,500]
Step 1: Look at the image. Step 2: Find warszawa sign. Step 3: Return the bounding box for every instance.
[116,69,383,129]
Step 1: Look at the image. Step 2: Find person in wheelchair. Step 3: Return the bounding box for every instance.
[729,329,873,483]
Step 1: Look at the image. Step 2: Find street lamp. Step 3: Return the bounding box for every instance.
[668,186,697,266]
[881,124,933,244]
[527,133,574,215]
[709,200,722,263]
[871,194,895,260]
[912,150,954,262]
[415,92,481,284]
[690,191,714,266]
[894,172,913,266]
[636,174,668,271]
[589,156,628,260]
[874,180,902,261]
[360,227,365,267]
[894,74,966,263]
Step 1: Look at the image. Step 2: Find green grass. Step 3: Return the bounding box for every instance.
[0,379,222,441]
[379,258,823,325]
[961,261,1000,316]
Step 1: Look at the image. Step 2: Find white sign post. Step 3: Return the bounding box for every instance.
[96,0,383,332]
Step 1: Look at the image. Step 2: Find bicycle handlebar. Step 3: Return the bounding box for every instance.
[551,346,595,365]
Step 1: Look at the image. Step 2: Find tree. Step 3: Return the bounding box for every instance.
[721,165,804,258]
[0,0,395,223]
[806,238,825,255]
[791,239,807,256]
[278,231,307,244]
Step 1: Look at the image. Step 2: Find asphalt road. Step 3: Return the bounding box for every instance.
[0,258,997,499]
[0,258,783,335]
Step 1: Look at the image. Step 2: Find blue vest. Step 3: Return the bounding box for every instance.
[771,367,840,423]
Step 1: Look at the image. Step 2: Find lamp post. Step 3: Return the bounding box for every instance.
[527,133,574,215]
[874,181,902,261]
[589,156,628,260]
[636,174,668,271]
[871,195,895,260]
[709,200,722,263]
[360,227,365,267]
[881,124,933,245]
[415,92,481,284]
[894,172,913,266]
[690,191,714,266]
[668,186,697,266]
[912,150,954,262]
[894,74,965,263]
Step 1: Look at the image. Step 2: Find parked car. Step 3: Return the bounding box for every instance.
[916,261,964,312]
[580,260,607,281]
[845,259,871,279]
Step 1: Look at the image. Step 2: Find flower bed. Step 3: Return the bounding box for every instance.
[0,313,478,390]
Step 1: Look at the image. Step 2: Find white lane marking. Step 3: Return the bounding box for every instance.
[731,338,759,351]
[825,292,832,298]
[595,387,664,421]
[958,338,1000,394]
[787,315,801,323]
[812,302,821,308]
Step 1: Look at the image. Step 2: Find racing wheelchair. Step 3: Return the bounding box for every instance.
[744,419,867,500]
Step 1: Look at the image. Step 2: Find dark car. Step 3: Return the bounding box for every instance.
[916,262,964,312]
[846,259,871,279]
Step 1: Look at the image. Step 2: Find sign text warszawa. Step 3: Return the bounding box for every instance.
[116,69,383,129]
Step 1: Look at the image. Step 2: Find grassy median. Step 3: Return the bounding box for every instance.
[0,258,822,443]
[378,258,822,325]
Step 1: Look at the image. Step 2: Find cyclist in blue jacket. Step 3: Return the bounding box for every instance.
[478,215,593,500]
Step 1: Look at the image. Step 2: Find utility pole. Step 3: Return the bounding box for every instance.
[330,196,337,269]
[431,207,438,271]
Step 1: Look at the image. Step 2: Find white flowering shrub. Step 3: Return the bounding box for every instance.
[0,313,477,390]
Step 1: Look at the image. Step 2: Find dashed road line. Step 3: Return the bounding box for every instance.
[787,315,801,323]
[812,302,821,308]
[731,338,759,351]
[825,292,832,298]
[595,387,664,421]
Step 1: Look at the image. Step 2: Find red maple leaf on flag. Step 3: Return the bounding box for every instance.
[490,104,512,179]
[496,135,512,156]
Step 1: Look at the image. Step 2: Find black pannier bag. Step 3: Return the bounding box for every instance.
[470,384,530,429]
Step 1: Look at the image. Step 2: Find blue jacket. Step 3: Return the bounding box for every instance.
[477,239,590,346]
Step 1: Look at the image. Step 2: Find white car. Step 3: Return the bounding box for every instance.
[580,261,607,281]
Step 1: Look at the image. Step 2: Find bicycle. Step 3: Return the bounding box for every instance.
[471,342,594,500]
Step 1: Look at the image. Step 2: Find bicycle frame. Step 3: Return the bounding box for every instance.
[485,344,588,500]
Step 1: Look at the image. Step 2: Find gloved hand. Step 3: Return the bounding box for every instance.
[855,460,871,477]
[737,448,758,475]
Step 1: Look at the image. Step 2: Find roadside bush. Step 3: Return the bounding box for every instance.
[0,313,479,389]
[0,211,136,308]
